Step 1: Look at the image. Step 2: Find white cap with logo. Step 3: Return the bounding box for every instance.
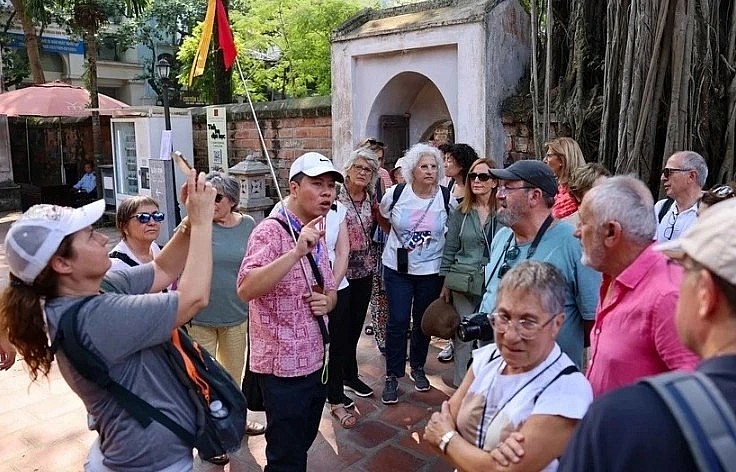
[655,198,736,286]
[5,200,106,284]
[288,152,344,183]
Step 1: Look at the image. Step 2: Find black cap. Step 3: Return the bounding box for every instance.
[490,160,558,197]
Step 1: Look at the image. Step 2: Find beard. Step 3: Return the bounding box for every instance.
[496,207,520,228]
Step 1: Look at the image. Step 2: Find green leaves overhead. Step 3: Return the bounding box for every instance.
[178,0,366,102]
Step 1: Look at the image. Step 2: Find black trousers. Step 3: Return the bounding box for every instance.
[342,275,373,381]
[259,370,326,472]
[326,287,350,404]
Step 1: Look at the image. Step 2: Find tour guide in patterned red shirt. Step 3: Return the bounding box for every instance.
[237,152,341,471]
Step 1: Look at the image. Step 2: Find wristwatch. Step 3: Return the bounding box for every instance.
[438,430,456,454]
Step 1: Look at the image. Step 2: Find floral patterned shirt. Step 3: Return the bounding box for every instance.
[237,212,336,377]
[338,187,377,279]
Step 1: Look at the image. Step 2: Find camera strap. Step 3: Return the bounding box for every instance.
[485,214,554,284]
[477,349,563,449]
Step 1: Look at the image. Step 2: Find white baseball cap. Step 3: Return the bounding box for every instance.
[288,152,344,183]
[5,199,106,284]
[655,198,736,286]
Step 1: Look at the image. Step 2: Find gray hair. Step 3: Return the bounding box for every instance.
[585,175,656,245]
[206,172,240,211]
[401,143,446,185]
[497,260,566,315]
[343,147,380,196]
[678,151,708,187]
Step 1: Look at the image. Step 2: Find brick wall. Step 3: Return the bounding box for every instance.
[502,115,536,165]
[191,96,538,196]
[191,96,332,197]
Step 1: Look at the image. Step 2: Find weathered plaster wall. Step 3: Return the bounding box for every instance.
[485,0,531,163]
[332,22,486,170]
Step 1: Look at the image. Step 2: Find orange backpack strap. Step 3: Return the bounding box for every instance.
[171,329,211,403]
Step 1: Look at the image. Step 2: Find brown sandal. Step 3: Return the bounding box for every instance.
[330,404,357,429]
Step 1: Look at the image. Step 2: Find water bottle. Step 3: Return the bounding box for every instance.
[209,400,228,419]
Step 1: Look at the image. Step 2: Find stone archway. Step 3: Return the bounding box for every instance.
[365,71,452,164]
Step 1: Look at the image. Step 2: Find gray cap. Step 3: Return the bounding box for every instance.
[490,160,558,197]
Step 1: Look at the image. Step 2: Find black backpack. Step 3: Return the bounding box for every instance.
[51,297,246,461]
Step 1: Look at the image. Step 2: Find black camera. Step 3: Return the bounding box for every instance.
[457,313,493,342]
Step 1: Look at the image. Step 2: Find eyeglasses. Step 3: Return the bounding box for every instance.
[468,172,493,182]
[489,312,558,340]
[352,164,373,175]
[662,168,692,178]
[497,185,534,195]
[215,194,225,203]
[131,211,165,224]
[497,245,520,279]
[663,210,678,240]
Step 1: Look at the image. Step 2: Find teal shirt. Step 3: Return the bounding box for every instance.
[479,221,601,367]
[192,215,256,327]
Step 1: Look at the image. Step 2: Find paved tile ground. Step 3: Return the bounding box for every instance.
[0,212,458,471]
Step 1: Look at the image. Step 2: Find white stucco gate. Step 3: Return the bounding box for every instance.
[331,0,530,167]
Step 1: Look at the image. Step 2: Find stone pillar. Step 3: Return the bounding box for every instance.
[229,155,275,222]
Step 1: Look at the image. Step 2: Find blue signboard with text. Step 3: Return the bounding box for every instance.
[5,33,85,55]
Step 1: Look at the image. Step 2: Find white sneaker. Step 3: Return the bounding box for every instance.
[437,342,454,362]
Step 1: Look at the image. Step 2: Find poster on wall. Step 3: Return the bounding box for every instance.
[206,106,228,173]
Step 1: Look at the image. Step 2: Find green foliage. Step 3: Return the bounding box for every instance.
[178,0,365,102]
[0,47,30,90]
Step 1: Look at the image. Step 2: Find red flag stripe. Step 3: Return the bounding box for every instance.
[215,0,237,70]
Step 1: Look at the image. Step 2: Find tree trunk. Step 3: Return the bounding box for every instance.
[10,0,45,83]
[212,0,233,105]
[530,0,543,157]
[548,0,734,195]
[85,29,104,198]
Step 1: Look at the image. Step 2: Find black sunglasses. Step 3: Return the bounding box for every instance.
[498,246,521,279]
[131,211,165,224]
[661,167,691,178]
[215,194,225,203]
[468,172,493,182]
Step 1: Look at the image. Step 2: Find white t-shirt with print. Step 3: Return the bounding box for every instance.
[379,184,456,275]
[456,343,592,472]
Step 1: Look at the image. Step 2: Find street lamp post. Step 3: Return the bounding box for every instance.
[156,58,181,225]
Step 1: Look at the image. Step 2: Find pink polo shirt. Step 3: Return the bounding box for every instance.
[238,214,336,377]
[586,244,698,397]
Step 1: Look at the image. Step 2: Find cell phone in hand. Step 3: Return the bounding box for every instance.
[171,151,193,174]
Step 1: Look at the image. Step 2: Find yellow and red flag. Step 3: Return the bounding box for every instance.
[188,0,238,86]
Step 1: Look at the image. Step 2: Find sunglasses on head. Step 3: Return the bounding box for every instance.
[366,138,385,147]
[468,172,493,182]
[710,185,735,199]
[131,211,165,224]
